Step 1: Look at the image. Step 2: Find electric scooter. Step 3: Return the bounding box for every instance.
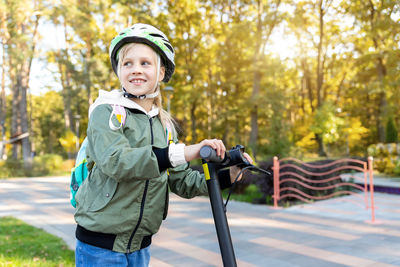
[200,145,270,267]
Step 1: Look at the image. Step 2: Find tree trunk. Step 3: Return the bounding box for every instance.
[375,51,387,143]
[249,0,263,160]
[315,0,327,156]
[0,40,6,159]
[18,66,32,165]
[302,58,314,112]
[315,133,327,157]
[248,0,281,159]
[9,9,39,164]
[11,76,21,160]
[377,91,387,142]
[249,70,261,159]
[368,0,388,142]
[300,75,306,117]
[8,49,20,159]
[190,101,197,143]
[60,22,75,133]
[316,0,324,108]
[206,65,214,139]
[84,51,93,105]
[60,64,74,133]
[58,55,75,134]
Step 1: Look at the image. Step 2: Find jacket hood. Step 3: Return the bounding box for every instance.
[89,89,159,118]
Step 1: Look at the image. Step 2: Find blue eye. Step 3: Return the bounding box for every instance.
[123,61,132,66]
[142,61,150,66]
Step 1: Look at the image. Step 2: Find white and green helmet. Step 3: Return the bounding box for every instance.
[109,23,175,82]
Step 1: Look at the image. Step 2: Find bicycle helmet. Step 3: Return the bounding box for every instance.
[109,23,175,83]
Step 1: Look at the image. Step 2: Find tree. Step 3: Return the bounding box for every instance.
[343,0,400,142]
[3,0,398,162]
[46,14,76,134]
[166,0,208,143]
[0,1,9,158]
[199,0,254,146]
[248,0,282,159]
[4,0,42,166]
[30,91,65,155]
[288,0,353,156]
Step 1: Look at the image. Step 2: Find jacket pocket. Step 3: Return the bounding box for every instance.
[87,174,118,212]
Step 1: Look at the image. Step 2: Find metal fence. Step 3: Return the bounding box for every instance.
[272,157,376,222]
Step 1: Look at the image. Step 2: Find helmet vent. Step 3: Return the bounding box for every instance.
[149,33,164,39]
[164,43,174,53]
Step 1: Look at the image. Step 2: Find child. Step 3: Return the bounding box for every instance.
[74,23,252,267]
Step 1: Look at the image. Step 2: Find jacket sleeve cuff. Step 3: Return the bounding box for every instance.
[217,169,232,190]
[168,143,187,167]
[153,147,173,172]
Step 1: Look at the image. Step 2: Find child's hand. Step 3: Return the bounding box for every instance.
[229,153,253,183]
[184,139,226,162]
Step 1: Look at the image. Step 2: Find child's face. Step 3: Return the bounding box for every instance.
[120,43,165,97]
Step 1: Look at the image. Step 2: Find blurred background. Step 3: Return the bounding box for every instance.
[0,0,399,176]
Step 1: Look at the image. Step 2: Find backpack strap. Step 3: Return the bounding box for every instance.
[165,122,175,175]
[165,122,173,145]
[109,104,127,131]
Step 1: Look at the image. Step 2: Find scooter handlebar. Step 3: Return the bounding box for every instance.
[199,145,225,163]
[200,145,251,168]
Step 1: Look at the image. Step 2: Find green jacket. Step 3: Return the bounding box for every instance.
[74,102,208,253]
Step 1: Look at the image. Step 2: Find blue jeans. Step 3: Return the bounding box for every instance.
[75,239,150,267]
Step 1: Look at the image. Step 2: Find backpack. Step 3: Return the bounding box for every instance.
[70,137,89,208]
[69,104,127,208]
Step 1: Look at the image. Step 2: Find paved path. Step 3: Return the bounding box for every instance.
[1,176,400,266]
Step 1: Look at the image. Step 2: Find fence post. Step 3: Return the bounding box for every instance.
[273,156,280,208]
[363,162,368,210]
[368,156,375,223]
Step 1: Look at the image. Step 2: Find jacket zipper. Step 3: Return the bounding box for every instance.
[126,116,153,253]
[149,117,154,144]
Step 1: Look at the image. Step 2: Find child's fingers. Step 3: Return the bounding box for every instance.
[243,153,253,164]
[215,139,226,158]
[208,139,224,158]
[200,139,226,158]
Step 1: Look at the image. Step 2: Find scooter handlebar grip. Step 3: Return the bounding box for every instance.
[200,146,225,163]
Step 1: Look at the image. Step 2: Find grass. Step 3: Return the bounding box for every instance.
[0,216,75,266]
[221,184,271,204]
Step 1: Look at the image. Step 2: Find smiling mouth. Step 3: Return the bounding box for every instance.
[129,78,146,84]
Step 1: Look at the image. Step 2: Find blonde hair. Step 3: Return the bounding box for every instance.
[117,43,178,139]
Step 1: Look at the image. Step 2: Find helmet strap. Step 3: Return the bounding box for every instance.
[123,89,159,99]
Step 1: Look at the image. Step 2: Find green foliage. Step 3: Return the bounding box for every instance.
[32,154,65,176]
[0,216,74,266]
[0,154,67,178]
[393,161,400,176]
[386,117,398,143]
[30,92,66,156]
[59,130,79,154]
[368,143,400,174]
[258,56,292,157]
[341,117,369,154]
[2,0,400,165]
[311,103,344,144]
[0,159,26,178]
[222,184,264,204]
